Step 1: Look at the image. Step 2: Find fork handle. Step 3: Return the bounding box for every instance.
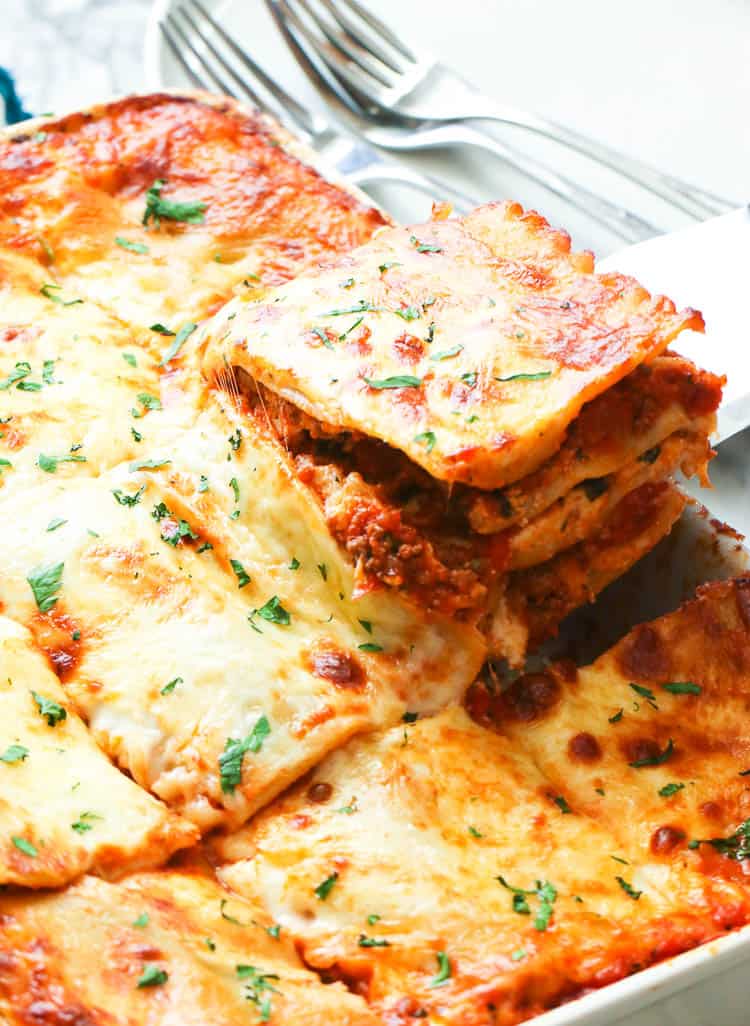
[347,163,477,214]
[398,122,657,243]
[466,109,736,219]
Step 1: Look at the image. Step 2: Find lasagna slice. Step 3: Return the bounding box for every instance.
[201,201,722,662]
[215,705,749,1026]
[0,93,386,330]
[0,274,169,486]
[477,576,750,864]
[0,870,376,1025]
[0,395,482,833]
[0,615,196,887]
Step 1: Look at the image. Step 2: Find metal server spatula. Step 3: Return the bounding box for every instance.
[599,206,750,444]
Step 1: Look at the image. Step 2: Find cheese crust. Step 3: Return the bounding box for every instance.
[0,870,377,1025]
[0,615,196,887]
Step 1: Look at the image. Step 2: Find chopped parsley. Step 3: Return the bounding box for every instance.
[468,825,483,838]
[358,934,390,947]
[553,795,572,814]
[311,327,334,349]
[616,876,642,900]
[149,323,175,335]
[629,738,675,768]
[662,681,702,695]
[460,371,478,387]
[39,283,82,306]
[498,876,557,931]
[289,557,300,571]
[42,359,55,384]
[608,708,624,724]
[364,375,422,389]
[38,452,87,473]
[129,458,171,472]
[160,677,183,696]
[31,690,67,726]
[394,305,421,321]
[230,559,251,588]
[46,517,67,531]
[199,475,209,493]
[132,913,149,928]
[136,964,168,988]
[314,872,339,900]
[131,426,143,443]
[142,178,206,228]
[414,431,436,453]
[689,819,750,860]
[367,913,381,925]
[71,811,102,833]
[267,924,281,940]
[428,951,451,988]
[430,344,463,361]
[132,393,161,417]
[379,262,400,273]
[229,477,240,503]
[410,235,443,254]
[495,371,552,382]
[254,596,290,626]
[115,236,149,254]
[11,836,37,857]
[358,642,383,653]
[338,317,363,341]
[340,277,355,288]
[0,743,29,763]
[219,715,271,793]
[236,965,280,1022]
[113,486,145,507]
[159,321,197,365]
[0,361,32,390]
[27,561,64,612]
[228,429,242,452]
[659,782,685,798]
[358,619,373,633]
[630,682,658,709]
[122,352,138,367]
[511,948,527,962]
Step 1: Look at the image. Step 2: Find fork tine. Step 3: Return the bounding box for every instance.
[160,19,209,90]
[315,0,408,74]
[187,0,321,137]
[335,0,417,63]
[295,0,397,88]
[285,0,391,109]
[178,4,276,117]
[166,12,237,98]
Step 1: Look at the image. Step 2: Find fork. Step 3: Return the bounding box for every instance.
[272,0,736,223]
[159,1,480,215]
[267,0,662,243]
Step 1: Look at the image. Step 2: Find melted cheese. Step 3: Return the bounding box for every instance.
[0,869,377,1025]
[493,577,750,862]
[0,93,386,330]
[216,706,748,1025]
[0,398,482,832]
[202,201,704,491]
[0,616,196,887]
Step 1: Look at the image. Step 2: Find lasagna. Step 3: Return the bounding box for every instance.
[0,869,377,1025]
[201,201,723,663]
[0,91,745,1026]
[216,578,750,1025]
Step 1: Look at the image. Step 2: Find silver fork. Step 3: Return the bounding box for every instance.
[267,0,661,243]
[271,0,736,222]
[159,0,479,214]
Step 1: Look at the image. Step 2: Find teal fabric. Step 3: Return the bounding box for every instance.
[0,67,31,124]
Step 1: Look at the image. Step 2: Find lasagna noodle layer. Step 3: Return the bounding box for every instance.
[0,870,377,1026]
[485,576,750,862]
[0,615,196,888]
[202,200,704,491]
[215,705,750,1026]
[466,352,723,533]
[491,480,687,664]
[0,397,483,833]
[0,92,387,329]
